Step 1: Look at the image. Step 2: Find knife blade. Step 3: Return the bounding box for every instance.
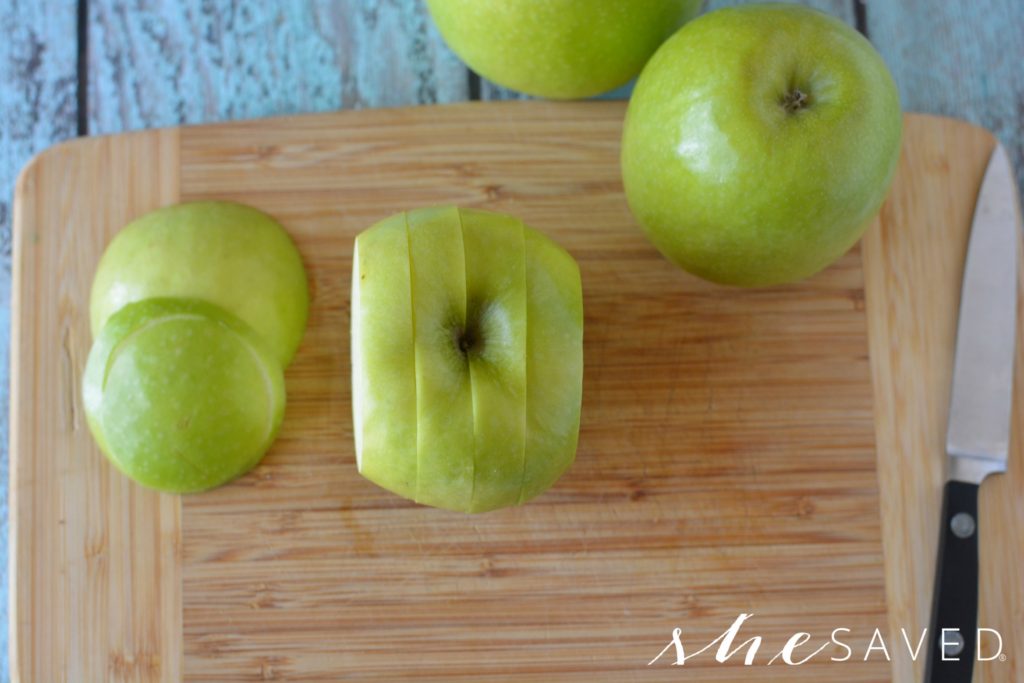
[925,143,1020,683]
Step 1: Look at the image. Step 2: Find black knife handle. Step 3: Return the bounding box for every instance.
[925,480,980,683]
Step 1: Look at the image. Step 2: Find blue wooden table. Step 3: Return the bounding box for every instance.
[1,1,1022,679]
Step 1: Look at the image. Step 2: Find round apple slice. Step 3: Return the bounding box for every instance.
[90,201,309,366]
[520,225,583,504]
[460,208,527,513]
[351,212,419,502]
[405,207,476,512]
[82,298,286,493]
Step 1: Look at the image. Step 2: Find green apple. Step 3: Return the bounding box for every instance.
[425,0,702,99]
[621,4,902,286]
[90,201,309,366]
[351,207,583,513]
[82,298,286,493]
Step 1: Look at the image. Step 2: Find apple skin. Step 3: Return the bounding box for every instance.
[520,227,584,503]
[82,298,286,493]
[621,4,902,286]
[351,212,419,503]
[351,207,583,513]
[425,0,702,99]
[90,201,309,366]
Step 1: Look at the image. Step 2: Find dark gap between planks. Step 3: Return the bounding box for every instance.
[76,0,89,136]
[467,71,481,101]
[854,0,870,37]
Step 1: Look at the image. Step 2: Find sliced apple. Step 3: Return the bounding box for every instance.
[407,206,476,511]
[460,209,527,513]
[521,226,584,503]
[350,206,583,513]
[351,212,418,500]
[82,298,286,493]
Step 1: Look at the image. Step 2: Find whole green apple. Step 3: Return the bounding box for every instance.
[90,201,309,366]
[82,298,286,493]
[426,0,702,99]
[621,4,902,286]
[351,207,583,513]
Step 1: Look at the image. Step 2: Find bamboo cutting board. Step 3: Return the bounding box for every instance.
[11,102,1023,682]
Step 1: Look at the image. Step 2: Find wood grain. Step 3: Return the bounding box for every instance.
[0,1,80,677]
[14,101,889,681]
[862,117,1024,683]
[86,0,467,135]
[174,102,884,681]
[13,101,1018,681]
[11,130,182,682]
[4,3,1024,681]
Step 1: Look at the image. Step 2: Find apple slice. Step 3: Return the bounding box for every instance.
[82,298,286,493]
[460,209,527,513]
[407,207,476,511]
[351,212,418,501]
[90,201,309,366]
[350,207,583,513]
[521,226,584,503]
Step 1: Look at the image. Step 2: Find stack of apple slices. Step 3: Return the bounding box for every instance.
[82,201,309,493]
[352,206,583,513]
[83,297,287,492]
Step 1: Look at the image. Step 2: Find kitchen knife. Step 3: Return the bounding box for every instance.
[925,143,1020,683]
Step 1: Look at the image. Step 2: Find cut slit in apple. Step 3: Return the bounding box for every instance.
[407,206,476,511]
[352,206,583,513]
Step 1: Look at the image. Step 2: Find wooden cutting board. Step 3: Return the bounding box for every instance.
[10,102,1023,682]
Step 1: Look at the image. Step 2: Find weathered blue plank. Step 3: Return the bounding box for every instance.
[706,0,853,22]
[868,0,1024,190]
[0,0,80,678]
[0,0,78,267]
[88,0,468,133]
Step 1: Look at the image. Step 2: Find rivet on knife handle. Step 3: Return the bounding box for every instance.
[924,480,980,683]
